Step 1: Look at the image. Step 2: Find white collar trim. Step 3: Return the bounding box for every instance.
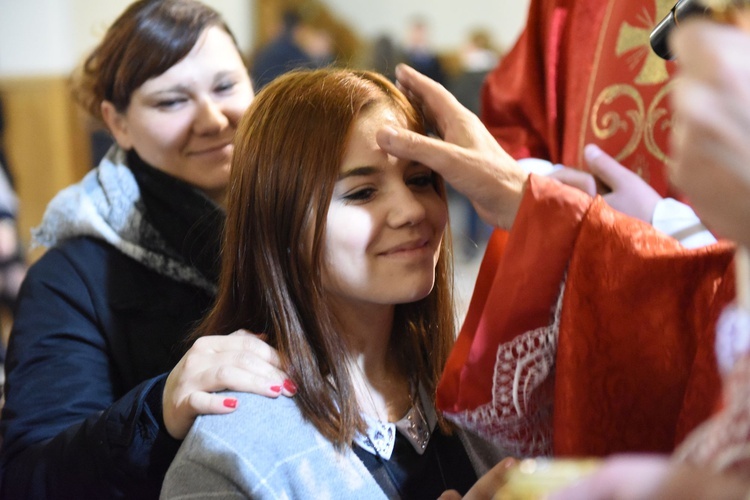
[353,384,437,459]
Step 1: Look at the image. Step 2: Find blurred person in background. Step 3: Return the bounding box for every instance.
[0,95,25,416]
[0,97,27,364]
[448,28,502,258]
[402,17,445,86]
[369,34,401,82]
[250,9,334,90]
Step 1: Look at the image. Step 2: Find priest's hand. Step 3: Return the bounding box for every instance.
[376,64,527,231]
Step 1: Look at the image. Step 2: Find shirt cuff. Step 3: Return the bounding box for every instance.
[517,158,563,176]
[652,198,716,249]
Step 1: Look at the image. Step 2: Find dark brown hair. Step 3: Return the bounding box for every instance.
[194,68,456,447]
[72,0,241,123]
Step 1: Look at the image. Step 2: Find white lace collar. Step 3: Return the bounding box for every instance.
[353,384,437,460]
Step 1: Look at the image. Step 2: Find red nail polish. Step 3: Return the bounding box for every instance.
[270,385,282,393]
[283,379,297,394]
[223,398,237,409]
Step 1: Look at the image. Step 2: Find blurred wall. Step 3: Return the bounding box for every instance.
[0,0,254,77]
[324,0,529,53]
[0,0,529,81]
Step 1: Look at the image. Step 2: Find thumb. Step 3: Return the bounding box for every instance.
[463,457,518,499]
[583,144,629,191]
[437,490,462,500]
[376,126,464,181]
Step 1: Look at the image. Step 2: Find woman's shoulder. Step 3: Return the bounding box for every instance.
[30,235,198,293]
[21,237,115,293]
[171,394,383,499]
[190,392,306,442]
[29,236,131,276]
[37,235,111,259]
[177,395,327,481]
[22,235,204,320]
[24,237,142,292]
[182,393,331,467]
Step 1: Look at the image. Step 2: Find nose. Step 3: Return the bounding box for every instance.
[193,97,229,135]
[387,186,427,228]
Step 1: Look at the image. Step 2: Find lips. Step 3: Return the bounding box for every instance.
[188,142,232,156]
[380,237,431,256]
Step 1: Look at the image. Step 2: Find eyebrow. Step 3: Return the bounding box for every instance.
[338,165,381,180]
[213,70,240,81]
[147,85,190,95]
[338,161,426,180]
[144,71,242,97]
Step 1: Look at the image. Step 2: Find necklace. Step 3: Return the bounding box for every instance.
[355,383,435,460]
[358,387,448,498]
[357,385,432,459]
[401,392,431,453]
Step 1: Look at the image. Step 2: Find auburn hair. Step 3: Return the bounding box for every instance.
[194,68,455,447]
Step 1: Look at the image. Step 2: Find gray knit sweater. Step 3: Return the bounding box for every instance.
[161,392,505,499]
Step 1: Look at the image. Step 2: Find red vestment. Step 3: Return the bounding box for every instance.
[438,175,736,456]
[482,0,678,196]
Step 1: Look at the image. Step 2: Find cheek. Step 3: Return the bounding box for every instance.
[427,195,449,234]
[226,90,254,125]
[323,207,377,276]
[137,113,192,152]
[325,209,375,257]
[322,231,370,295]
[162,119,192,148]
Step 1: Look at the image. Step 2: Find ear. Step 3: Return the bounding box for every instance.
[101,101,133,150]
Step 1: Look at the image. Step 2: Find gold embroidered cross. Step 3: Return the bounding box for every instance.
[616,0,674,85]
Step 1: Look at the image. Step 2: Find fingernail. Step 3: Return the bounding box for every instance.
[283,379,298,394]
[377,126,398,148]
[270,385,282,393]
[584,144,602,163]
[223,398,238,409]
[383,126,398,137]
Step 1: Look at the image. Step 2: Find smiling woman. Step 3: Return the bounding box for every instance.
[100,26,252,205]
[161,68,506,499]
[0,2,297,499]
[325,103,448,308]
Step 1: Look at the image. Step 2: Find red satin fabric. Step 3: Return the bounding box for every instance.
[438,176,736,456]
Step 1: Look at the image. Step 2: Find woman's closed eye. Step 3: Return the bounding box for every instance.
[214,80,238,94]
[407,172,436,190]
[343,187,377,203]
[154,96,188,110]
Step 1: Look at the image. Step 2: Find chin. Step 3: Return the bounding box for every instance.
[395,280,436,304]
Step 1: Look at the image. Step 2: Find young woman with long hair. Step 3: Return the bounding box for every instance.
[162,68,504,499]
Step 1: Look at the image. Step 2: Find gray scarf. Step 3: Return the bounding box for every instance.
[32,146,216,293]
